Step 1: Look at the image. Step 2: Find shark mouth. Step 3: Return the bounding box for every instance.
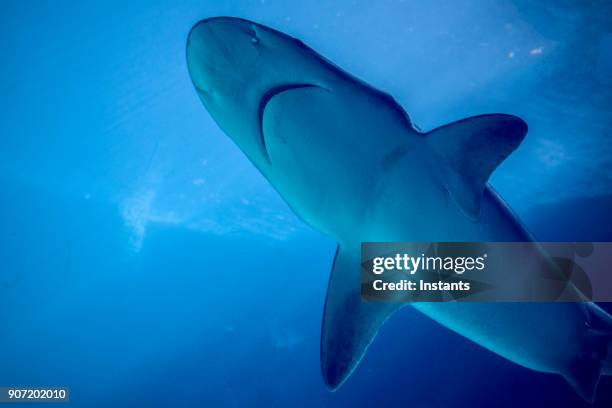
[257,83,323,161]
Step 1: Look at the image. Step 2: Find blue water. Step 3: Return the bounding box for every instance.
[1,1,611,406]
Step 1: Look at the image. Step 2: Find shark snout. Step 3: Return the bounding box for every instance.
[186,17,261,96]
[186,18,224,95]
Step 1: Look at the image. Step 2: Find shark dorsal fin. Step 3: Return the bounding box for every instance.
[426,114,527,219]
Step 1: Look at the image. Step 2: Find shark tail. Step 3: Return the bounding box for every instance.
[562,303,612,403]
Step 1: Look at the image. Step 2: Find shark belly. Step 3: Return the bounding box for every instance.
[261,83,413,239]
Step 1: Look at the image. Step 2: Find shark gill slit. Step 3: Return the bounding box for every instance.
[257,83,325,161]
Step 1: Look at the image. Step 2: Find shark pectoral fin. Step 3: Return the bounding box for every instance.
[321,245,402,390]
[426,114,527,219]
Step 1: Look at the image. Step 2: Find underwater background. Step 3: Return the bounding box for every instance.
[1,0,612,406]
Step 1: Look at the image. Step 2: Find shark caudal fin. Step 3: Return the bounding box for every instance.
[320,245,402,390]
[563,303,612,403]
[426,114,527,219]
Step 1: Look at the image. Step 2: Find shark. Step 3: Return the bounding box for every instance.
[185,17,612,402]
